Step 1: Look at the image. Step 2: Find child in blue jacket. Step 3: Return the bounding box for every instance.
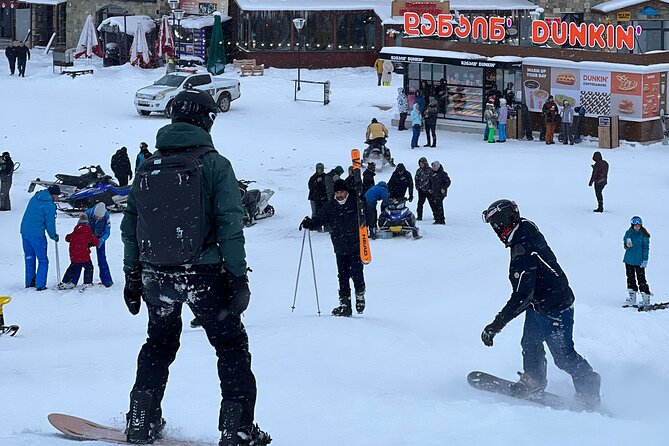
[623,216,652,306]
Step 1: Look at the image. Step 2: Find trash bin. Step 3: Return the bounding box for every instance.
[104,43,120,67]
[597,115,619,149]
[507,107,523,139]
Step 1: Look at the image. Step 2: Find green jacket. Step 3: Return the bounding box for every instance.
[121,122,247,276]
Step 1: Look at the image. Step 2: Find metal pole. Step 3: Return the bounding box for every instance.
[55,240,61,284]
[307,230,321,316]
[297,29,301,91]
[291,230,307,312]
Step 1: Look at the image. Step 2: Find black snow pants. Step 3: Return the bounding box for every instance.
[625,263,650,294]
[131,264,257,430]
[335,252,365,302]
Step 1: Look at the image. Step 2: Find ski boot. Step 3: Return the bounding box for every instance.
[332,295,352,317]
[509,372,547,398]
[126,389,165,444]
[639,292,652,308]
[355,289,366,315]
[219,402,271,446]
[626,289,637,305]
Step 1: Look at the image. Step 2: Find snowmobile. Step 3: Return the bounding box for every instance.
[363,139,394,172]
[239,179,275,227]
[57,178,130,215]
[28,165,110,197]
[376,198,420,239]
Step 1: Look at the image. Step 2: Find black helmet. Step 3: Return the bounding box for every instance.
[483,199,520,243]
[171,89,218,133]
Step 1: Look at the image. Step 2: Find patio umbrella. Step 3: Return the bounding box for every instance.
[207,12,227,75]
[130,19,151,67]
[74,15,103,59]
[156,16,174,59]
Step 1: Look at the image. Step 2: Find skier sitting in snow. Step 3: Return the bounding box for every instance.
[59,213,100,289]
[480,200,601,410]
[300,179,366,317]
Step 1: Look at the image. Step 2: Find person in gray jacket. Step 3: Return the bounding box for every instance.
[560,101,574,145]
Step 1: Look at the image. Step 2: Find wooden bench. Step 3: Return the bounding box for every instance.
[233,58,256,70]
[61,68,94,78]
[240,64,264,76]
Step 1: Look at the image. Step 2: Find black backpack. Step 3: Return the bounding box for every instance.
[134,146,215,266]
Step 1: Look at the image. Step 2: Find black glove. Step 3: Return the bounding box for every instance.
[226,273,251,316]
[481,320,504,347]
[123,268,142,315]
[299,216,313,231]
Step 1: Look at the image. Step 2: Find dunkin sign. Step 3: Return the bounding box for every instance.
[403,13,640,51]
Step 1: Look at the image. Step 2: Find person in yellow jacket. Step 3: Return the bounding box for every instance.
[365,119,393,165]
[374,58,384,86]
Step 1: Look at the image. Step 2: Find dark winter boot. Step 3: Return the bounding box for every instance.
[509,372,547,397]
[355,289,366,314]
[431,139,436,148]
[219,401,269,446]
[417,210,422,221]
[126,389,165,444]
[573,372,601,412]
[593,200,604,213]
[332,295,352,317]
[220,424,272,446]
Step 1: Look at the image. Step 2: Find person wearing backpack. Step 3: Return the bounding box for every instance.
[120,89,270,446]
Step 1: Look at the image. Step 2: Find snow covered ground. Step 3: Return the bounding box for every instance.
[1,53,668,446]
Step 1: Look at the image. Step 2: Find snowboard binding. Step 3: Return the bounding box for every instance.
[126,389,164,444]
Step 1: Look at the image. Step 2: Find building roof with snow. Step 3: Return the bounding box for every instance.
[592,0,669,13]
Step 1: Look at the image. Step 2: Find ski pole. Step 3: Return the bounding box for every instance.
[291,230,307,312]
[54,239,61,283]
[307,230,321,316]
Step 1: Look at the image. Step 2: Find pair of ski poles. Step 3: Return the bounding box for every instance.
[291,229,321,316]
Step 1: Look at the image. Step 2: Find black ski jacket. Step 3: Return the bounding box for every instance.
[362,169,375,195]
[415,166,431,192]
[308,172,327,202]
[429,167,451,200]
[111,150,132,178]
[388,164,414,200]
[310,197,359,256]
[491,219,575,330]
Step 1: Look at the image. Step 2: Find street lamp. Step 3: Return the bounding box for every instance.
[168,0,180,60]
[174,8,185,62]
[293,17,305,91]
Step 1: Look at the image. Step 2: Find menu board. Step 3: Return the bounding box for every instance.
[523,65,669,121]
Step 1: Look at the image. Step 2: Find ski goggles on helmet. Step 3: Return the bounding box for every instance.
[631,216,642,225]
[482,200,517,224]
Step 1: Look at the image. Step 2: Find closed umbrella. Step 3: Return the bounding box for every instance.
[74,15,103,59]
[156,16,174,59]
[130,20,151,67]
[207,12,226,75]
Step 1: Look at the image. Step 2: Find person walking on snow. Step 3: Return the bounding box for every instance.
[484,103,498,143]
[14,41,30,77]
[121,89,270,445]
[410,103,422,148]
[589,151,608,213]
[414,157,432,221]
[111,147,133,186]
[480,199,601,411]
[59,213,100,289]
[381,59,394,86]
[20,185,60,290]
[85,202,113,287]
[498,98,508,143]
[397,87,409,131]
[374,58,383,86]
[5,41,17,75]
[300,179,366,317]
[0,151,14,210]
[623,216,652,307]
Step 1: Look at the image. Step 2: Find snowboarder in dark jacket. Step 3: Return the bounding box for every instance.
[362,163,376,195]
[300,179,366,317]
[5,41,17,75]
[414,157,431,221]
[589,151,608,213]
[387,163,414,202]
[110,147,133,186]
[324,165,344,202]
[120,90,270,446]
[428,161,450,224]
[0,151,14,210]
[481,199,601,410]
[308,162,327,221]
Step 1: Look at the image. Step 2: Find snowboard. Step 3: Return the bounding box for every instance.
[623,301,669,312]
[467,371,571,411]
[351,149,372,265]
[47,413,214,445]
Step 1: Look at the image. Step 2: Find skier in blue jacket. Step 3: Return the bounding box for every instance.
[623,216,652,306]
[85,202,113,287]
[364,181,389,238]
[20,185,60,290]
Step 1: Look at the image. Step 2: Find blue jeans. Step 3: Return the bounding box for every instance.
[521,307,600,397]
[498,124,506,141]
[22,235,49,288]
[411,124,421,147]
[62,261,94,285]
[95,243,113,286]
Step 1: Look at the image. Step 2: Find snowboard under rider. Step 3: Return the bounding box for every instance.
[121,89,270,446]
[480,199,601,411]
[299,179,366,317]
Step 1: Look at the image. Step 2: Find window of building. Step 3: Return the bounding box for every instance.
[634,20,663,53]
[249,10,291,50]
[301,11,333,51]
[336,12,376,50]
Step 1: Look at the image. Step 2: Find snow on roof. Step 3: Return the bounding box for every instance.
[449,0,539,10]
[381,45,487,60]
[169,14,232,29]
[592,0,669,13]
[97,16,156,36]
[20,0,65,4]
[235,0,393,22]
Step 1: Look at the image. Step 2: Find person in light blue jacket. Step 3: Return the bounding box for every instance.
[85,202,113,287]
[623,216,652,306]
[364,181,389,238]
[410,103,422,148]
[20,185,60,290]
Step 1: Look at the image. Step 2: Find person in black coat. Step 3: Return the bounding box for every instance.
[5,41,17,75]
[110,147,133,186]
[387,163,414,202]
[0,151,14,210]
[480,200,601,410]
[300,179,365,317]
[307,162,327,230]
[14,41,30,77]
[324,165,344,203]
[414,157,431,221]
[362,163,376,195]
[428,161,450,225]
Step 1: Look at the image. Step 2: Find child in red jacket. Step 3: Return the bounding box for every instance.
[59,214,100,289]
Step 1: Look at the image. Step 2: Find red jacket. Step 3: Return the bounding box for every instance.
[65,224,100,263]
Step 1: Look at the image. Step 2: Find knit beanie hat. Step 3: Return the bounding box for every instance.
[333,179,348,192]
[93,202,107,218]
[334,166,344,175]
[47,184,61,196]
